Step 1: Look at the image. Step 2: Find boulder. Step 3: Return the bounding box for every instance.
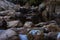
[0,29,17,40]
[7,20,19,28]
[0,0,20,10]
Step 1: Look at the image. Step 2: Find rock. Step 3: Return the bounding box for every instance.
[0,0,20,10]
[38,2,46,12]
[57,32,60,40]
[23,21,33,28]
[3,16,11,21]
[43,24,59,32]
[0,30,6,35]
[47,32,58,40]
[0,29,17,40]
[7,20,19,28]
[0,10,15,16]
[35,22,47,27]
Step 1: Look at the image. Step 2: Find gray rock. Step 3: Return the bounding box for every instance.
[0,0,20,10]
